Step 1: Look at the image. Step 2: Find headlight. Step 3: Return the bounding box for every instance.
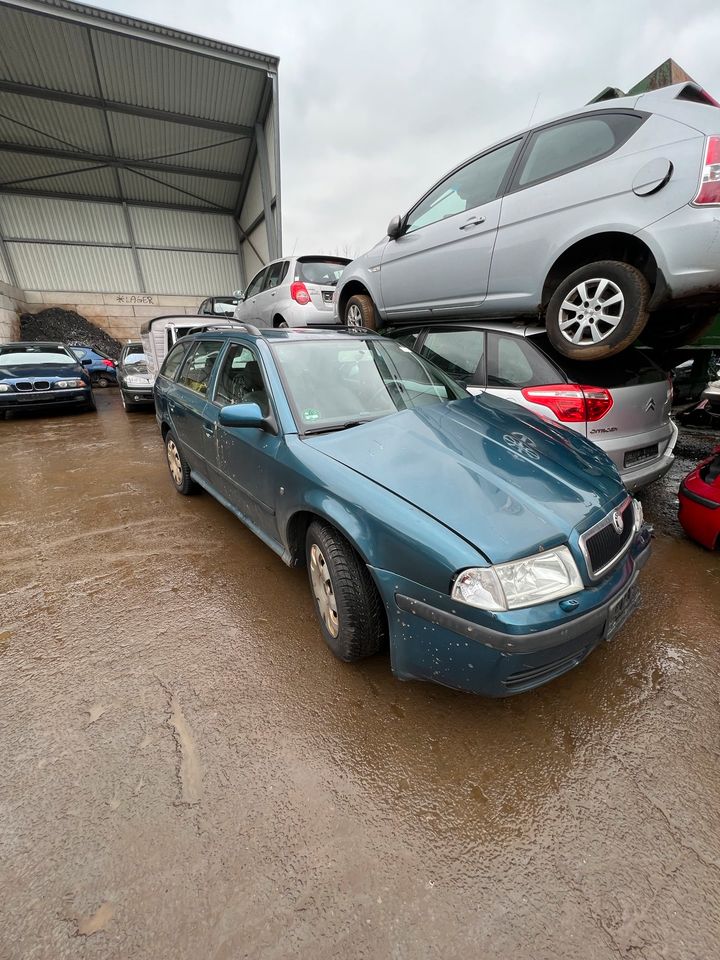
[0,383,9,392]
[452,546,583,611]
[55,379,86,389]
[634,498,643,528]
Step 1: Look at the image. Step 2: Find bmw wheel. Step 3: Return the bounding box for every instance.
[546,260,650,360]
[344,293,378,330]
[165,430,197,496]
[305,521,386,661]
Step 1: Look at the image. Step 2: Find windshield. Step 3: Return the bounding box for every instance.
[0,346,74,366]
[295,258,350,287]
[271,338,467,433]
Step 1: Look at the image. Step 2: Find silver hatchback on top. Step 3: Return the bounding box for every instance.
[336,82,720,361]
[235,256,351,328]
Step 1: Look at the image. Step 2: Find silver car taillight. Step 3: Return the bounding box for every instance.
[692,136,720,205]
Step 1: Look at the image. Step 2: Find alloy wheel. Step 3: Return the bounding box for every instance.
[558,278,625,345]
[166,439,183,486]
[309,543,339,637]
[346,304,363,327]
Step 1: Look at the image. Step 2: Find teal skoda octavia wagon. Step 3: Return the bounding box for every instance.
[154,326,651,696]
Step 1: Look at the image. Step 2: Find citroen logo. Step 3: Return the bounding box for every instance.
[645,397,656,412]
[612,510,624,534]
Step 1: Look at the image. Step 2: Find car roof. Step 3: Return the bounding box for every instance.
[386,320,547,338]
[180,326,382,344]
[1,341,69,349]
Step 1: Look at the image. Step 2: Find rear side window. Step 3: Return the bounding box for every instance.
[177,341,222,396]
[517,114,644,187]
[487,334,561,388]
[263,262,287,290]
[161,342,190,380]
[419,330,486,386]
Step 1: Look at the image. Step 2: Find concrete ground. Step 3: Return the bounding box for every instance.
[1,393,719,960]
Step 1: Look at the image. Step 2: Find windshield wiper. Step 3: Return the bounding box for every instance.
[304,418,375,435]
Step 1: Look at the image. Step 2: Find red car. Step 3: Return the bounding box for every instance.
[678,447,720,550]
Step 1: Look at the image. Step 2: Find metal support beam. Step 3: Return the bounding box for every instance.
[0,142,242,183]
[0,80,254,139]
[0,186,233,214]
[2,235,239,256]
[0,226,20,290]
[271,72,282,256]
[254,121,277,261]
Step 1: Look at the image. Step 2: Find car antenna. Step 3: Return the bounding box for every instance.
[527,92,541,127]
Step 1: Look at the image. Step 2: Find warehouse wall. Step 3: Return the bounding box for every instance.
[0,196,243,298]
[0,279,24,341]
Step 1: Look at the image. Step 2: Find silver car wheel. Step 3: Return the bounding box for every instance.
[166,439,183,485]
[309,543,339,638]
[558,278,625,345]
[346,304,363,327]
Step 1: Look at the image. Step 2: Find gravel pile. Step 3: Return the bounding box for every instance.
[20,308,122,359]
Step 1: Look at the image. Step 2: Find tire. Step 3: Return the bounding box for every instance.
[93,375,111,388]
[344,293,378,330]
[274,317,289,328]
[165,429,197,496]
[546,260,650,360]
[305,520,386,662]
[85,392,97,412]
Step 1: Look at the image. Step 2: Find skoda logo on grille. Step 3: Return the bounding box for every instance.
[645,397,656,412]
[503,432,540,461]
[612,510,624,534]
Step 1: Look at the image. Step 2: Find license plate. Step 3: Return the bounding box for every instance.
[606,583,640,640]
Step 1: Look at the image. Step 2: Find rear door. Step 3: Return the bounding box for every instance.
[256,261,287,325]
[379,139,523,319]
[170,339,224,479]
[239,267,269,322]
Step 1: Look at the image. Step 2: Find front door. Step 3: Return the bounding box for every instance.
[238,266,269,323]
[211,342,281,537]
[172,339,225,478]
[379,139,522,319]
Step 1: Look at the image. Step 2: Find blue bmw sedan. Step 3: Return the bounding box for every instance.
[0,342,95,418]
[154,326,651,696]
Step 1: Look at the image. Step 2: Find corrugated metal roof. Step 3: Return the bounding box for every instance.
[0,0,281,293]
[0,194,128,242]
[7,240,137,290]
[138,249,240,295]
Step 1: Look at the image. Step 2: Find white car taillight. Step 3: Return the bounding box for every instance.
[693,136,720,205]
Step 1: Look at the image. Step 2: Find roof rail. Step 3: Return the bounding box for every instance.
[236,321,263,336]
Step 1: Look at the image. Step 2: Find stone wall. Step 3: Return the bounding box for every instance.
[0,280,26,342]
[0,287,204,344]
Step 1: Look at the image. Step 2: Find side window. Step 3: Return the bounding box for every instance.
[263,262,285,291]
[406,139,521,233]
[214,343,270,416]
[160,341,190,380]
[419,330,486,386]
[392,330,422,350]
[245,268,268,298]
[517,114,643,187]
[177,340,222,396]
[487,334,559,389]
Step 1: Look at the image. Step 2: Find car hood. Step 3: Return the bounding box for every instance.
[304,395,625,564]
[0,361,86,379]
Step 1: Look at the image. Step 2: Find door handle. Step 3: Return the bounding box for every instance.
[459,217,486,230]
[168,401,176,413]
[203,422,215,437]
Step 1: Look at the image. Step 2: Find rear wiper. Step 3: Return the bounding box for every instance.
[304,418,374,435]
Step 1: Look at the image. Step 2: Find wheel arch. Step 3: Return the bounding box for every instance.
[272,314,286,327]
[284,506,373,570]
[337,279,374,319]
[541,232,663,312]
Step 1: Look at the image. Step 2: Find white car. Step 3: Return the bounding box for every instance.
[234,256,350,328]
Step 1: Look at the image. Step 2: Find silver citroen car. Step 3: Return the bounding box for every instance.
[336,82,720,361]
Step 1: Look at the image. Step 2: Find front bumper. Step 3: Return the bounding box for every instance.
[373,525,652,697]
[0,388,91,409]
[121,385,154,403]
[618,420,679,492]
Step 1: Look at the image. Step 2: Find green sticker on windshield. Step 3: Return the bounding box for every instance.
[302,408,320,422]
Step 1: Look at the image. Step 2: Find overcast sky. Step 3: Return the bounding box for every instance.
[104,0,720,258]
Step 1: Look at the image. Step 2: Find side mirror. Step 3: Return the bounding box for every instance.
[81,358,93,367]
[232,289,245,301]
[218,402,265,429]
[387,215,403,240]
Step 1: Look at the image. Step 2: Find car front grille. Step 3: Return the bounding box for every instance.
[503,649,589,691]
[579,498,635,579]
[33,380,50,391]
[15,381,32,392]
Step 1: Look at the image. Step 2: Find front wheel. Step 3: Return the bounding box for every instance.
[546,260,650,360]
[305,521,386,662]
[165,430,197,496]
[344,293,378,330]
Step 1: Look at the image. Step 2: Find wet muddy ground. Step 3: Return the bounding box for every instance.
[1,394,719,960]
